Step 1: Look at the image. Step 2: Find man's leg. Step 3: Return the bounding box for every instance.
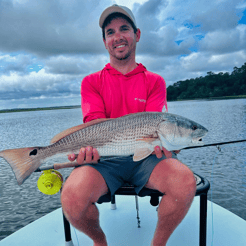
[145,158,196,246]
[61,166,108,246]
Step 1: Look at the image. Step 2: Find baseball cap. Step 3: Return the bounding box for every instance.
[99,4,137,28]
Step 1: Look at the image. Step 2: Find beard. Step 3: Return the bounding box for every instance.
[115,50,131,60]
[108,43,136,61]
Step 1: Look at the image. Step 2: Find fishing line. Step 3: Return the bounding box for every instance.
[210,145,222,246]
[209,141,245,246]
[183,139,246,150]
[73,227,80,246]
[33,139,245,246]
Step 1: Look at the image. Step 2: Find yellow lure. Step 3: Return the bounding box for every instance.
[37,170,63,195]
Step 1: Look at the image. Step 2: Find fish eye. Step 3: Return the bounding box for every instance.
[192,125,198,130]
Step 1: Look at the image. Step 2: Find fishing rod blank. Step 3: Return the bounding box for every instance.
[183,139,246,150]
[34,139,246,172]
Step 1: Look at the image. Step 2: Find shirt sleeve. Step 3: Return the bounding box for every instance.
[145,76,168,113]
[81,75,106,123]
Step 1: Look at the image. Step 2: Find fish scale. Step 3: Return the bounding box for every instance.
[43,113,158,158]
[0,112,208,185]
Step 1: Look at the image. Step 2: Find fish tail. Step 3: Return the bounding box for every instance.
[0,147,42,185]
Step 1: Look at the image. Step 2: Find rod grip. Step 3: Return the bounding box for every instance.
[53,161,80,170]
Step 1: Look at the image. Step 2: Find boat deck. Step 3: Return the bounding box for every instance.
[1,196,246,246]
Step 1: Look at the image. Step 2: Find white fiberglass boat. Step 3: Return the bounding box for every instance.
[1,195,246,246]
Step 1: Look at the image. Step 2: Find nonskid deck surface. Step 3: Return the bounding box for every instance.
[1,196,246,246]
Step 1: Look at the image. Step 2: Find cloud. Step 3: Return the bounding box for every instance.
[134,0,168,31]
[0,0,245,109]
[133,0,195,56]
[161,0,242,33]
[0,53,110,102]
[137,24,195,56]
[0,54,35,75]
[187,0,242,32]
[199,25,246,54]
[45,54,109,75]
[0,0,107,56]
[0,68,78,97]
[180,50,246,73]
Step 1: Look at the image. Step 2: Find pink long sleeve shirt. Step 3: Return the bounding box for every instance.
[81,63,167,123]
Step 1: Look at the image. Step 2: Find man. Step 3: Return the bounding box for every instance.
[61,5,196,246]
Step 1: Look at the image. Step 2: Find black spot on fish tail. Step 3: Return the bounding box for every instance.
[29,149,38,156]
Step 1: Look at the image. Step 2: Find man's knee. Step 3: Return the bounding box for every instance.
[169,160,196,203]
[60,166,108,220]
[150,159,196,201]
[177,165,196,203]
[61,180,92,220]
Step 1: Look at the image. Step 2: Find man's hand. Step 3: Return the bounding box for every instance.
[153,146,180,159]
[68,146,100,164]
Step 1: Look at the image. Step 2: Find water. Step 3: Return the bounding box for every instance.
[0,99,245,240]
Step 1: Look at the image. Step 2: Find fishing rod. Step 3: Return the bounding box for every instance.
[183,139,246,150]
[34,139,246,172]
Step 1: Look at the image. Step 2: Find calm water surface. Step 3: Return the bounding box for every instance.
[0,99,245,240]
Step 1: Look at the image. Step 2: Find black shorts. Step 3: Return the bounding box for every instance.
[84,153,177,196]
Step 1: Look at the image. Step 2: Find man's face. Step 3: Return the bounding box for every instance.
[103,17,140,61]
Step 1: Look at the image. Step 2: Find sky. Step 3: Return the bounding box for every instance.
[0,0,246,110]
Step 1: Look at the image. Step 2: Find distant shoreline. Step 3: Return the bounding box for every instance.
[1,95,246,113]
[167,94,246,102]
[0,105,81,114]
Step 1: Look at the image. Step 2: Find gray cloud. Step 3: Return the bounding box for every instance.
[0,54,34,75]
[199,25,246,54]
[0,52,110,101]
[0,0,245,109]
[137,24,195,56]
[134,0,195,56]
[45,54,108,75]
[134,0,168,31]
[180,50,246,74]
[0,0,107,57]
[187,0,242,32]
[0,0,244,58]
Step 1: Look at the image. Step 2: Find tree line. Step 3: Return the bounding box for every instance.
[167,62,246,101]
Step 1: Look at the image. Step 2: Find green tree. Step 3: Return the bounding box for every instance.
[166,62,246,100]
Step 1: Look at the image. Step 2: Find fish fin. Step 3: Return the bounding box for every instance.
[136,137,159,143]
[133,148,153,162]
[0,147,42,185]
[50,118,112,144]
[157,132,174,151]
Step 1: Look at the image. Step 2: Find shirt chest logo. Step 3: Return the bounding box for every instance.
[134,98,146,103]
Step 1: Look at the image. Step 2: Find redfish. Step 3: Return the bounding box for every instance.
[0,112,208,185]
